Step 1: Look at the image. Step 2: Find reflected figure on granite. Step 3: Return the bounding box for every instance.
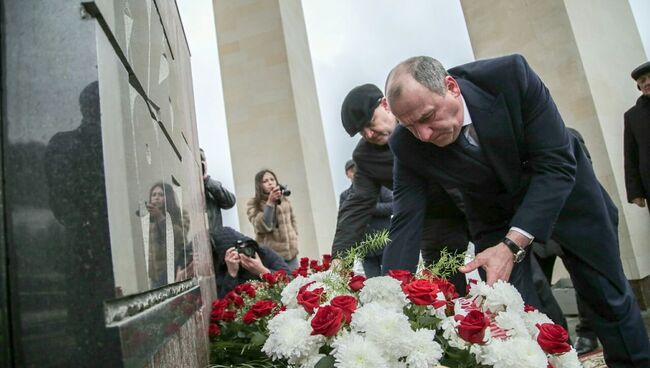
[143,182,191,288]
[44,80,120,366]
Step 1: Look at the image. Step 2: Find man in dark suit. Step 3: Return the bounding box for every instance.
[331,84,468,292]
[384,54,650,367]
[624,61,650,215]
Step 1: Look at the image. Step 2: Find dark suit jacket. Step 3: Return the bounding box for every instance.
[388,54,623,289]
[624,95,650,202]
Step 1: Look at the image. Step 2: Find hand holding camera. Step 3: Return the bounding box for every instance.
[225,240,269,277]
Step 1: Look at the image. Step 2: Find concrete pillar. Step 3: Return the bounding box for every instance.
[461,0,649,303]
[213,0,336,258]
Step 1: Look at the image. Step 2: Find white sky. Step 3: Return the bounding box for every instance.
[177,0,649,230]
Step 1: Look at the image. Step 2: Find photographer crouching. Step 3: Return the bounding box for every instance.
[214,227,290,298]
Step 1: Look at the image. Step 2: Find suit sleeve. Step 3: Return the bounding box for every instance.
[624,113,643,202]
[370,187,393,217]
[509,55,577,241]
[382,157,427,273]
[331,170,381,258]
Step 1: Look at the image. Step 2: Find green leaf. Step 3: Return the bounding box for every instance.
[250,331,267,346]
[314,355,336,368]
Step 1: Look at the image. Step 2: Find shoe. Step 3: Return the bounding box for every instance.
[574,336,598,355]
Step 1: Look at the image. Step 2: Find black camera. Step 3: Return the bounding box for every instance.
[279,184,291,197]
[235,239,259,258]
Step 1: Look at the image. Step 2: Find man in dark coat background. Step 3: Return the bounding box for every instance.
[384,54,649,367]
[624,61,650,215]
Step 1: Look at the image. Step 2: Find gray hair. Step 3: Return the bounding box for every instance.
[385,56,449,104]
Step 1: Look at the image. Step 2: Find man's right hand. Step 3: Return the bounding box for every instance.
[632,197,646,208]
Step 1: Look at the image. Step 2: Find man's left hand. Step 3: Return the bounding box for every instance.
[459,243,514,285]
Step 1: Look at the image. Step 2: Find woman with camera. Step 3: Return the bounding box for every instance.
[246,169,300,270]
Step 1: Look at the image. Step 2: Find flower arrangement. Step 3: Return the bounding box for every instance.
[209,231,580,368]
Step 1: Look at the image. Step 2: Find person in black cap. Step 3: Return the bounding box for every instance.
[624,61,650,214]
[339,159,392,277]
[213,227,289,298]
[331,84,469,291]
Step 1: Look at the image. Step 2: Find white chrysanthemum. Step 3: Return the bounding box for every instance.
[350,303,388,333]
[479,337,547,368]
[430,302,448,319]
[363,309,413,359]
[548,348,581,368]
[332,332,390,368]
[483,281,525,314]
[262,308,324,363]
[467,280,492,298]
[358,276,407,311]
[521,309,553,338]
[439,316,468,350]
[281,276,307,308]
[494,310,530,338]
[402,328,443,368]
[297,353,326,368]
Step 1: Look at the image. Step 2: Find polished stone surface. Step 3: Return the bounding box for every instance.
[2,0,213,366]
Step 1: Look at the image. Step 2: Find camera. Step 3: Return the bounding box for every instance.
[278,184,291,197]
[235,239,259,258]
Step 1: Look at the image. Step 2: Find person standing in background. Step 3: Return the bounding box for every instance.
[200,148,236,234]
[339,159,392,277]
[624,61,650,214]
[246,169,299,270]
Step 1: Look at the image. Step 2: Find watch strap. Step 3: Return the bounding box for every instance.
[502,236,525,261]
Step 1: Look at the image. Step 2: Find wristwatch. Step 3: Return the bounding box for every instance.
[502,237,526,263]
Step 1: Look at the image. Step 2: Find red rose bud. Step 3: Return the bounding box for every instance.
[310,259,320,271]
[311,305,344,337]
[300,257,309,268]
[208,323,221,337]
[251,300,276,317]
[348,275,367,292]
[403,279,440,305]
[388,269,413,284]
[322,254,332,269]
[243,310,258,325]
[330,295,357,324]
[297,288,324,314]
[431,279,458,300]
[273,269,288,283]
[457,310,490,344]
[536,323,571,354]
[292,266,308,278]
[524,304,537,312]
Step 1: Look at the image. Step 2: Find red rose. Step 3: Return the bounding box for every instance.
[225,292,245,308]
[311,305,344,337]
[388,269,413,284]
[292,266,308,278]
[330,295,357,324]
[234,283,256,298]
[431,279,458,300]
[536,323,571,354]
[403,279,440,305]
[322,254,332,270]
[243,310,258,325]
[300,257,309,268]
[297,288,324,314]
[251,300,276,317]
[208,323,221,337]
[348,275,366,292]
[210,299,229,322]
[457,310,489,344]
[524,304,537,312]
[221,310,236,322]
[262,272,276,285]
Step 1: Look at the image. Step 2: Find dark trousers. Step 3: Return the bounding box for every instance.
[362,254,382,278]
[420,218,468,296]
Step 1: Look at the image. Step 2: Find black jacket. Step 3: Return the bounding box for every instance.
[624,95,650,202]
[204,176,236,234]
[340,185,392,256]
[331,139,464,258]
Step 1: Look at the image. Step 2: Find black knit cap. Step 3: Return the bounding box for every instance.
[341,84,384,137]
[344,159,355,172]
[213,227,255,251]
[631,61,650,80]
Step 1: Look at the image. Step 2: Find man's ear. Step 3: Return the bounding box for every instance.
[446,76,461,97]
[380,96,390,112]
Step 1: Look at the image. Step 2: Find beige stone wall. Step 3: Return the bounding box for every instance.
[460,0,649,279]
[213,0,336,259]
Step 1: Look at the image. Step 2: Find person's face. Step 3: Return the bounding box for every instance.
[389,75,464,147]
[150,186,165,208]
[345,167,356,181]
[359,98,397,146]
[637,71,650,96]
[261,172,277,194]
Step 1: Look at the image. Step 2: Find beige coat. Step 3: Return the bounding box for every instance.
[246,197,299,261]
